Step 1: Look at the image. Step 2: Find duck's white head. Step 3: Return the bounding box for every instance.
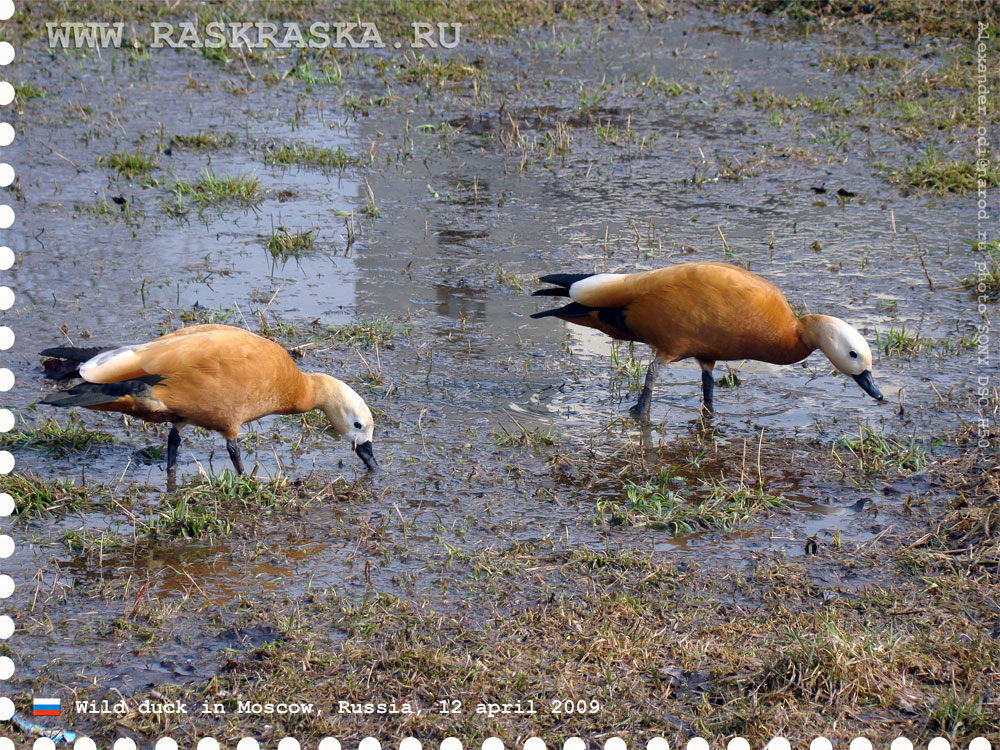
[310,374,377,470]
[803,315,883,400]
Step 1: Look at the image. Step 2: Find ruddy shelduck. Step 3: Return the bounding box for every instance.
[40,324,377,473]
[532,262,883,418]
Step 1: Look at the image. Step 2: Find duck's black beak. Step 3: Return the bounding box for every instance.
[355,440,377,471]
[852,370,883,400]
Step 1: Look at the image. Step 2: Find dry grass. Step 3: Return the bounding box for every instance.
[721,0,997,38]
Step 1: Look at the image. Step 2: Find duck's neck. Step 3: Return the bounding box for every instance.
[798,314,839,353]
[303,373,351,426]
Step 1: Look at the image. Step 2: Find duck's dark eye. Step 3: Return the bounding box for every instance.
[354,421,363,429]
[849,351,858,358]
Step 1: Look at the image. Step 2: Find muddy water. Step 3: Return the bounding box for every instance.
[4,10,990,701]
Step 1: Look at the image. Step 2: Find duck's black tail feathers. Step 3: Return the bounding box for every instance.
[40,345,116,380]
[533,273,594,297]
[39,346,112,362]
[42,375,163,408]
[538,273,592,289]
[530,302,596,320]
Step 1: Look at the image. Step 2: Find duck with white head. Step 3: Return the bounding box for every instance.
[532,262,885,418]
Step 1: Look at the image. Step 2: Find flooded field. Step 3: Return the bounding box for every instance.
[2,1,998,745]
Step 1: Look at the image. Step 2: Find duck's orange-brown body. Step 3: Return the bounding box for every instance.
[41,324,379,474]
[549,263,811,367]
[532,261,883,417]
[77,325,314,439]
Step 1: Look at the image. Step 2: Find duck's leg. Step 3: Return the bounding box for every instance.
[629,360,660,421]
[698,359,715,416]
[226,438,245,475]
[166,426,181,473]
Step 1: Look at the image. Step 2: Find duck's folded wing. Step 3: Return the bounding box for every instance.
[78,345,150,383]
[563,273,636,308]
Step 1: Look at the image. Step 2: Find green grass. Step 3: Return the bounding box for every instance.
[265,227,316,259]
[147,473,366,538]
[0,416,115,456]
[170,131,239,150]
[398,53,481,85]
[833,424,928,474]
[79,194,137,222]
[326,316,407,349]
[755,617,908,705]
[597,470,794,534]
[0,473,91,518]
[15,82,45,102]
[256,315,306,340]
[889,146,1000,194]
[490,423,559,448]
[62,528,136,556]
[818,51,906,72]
[962,248,1000,302]
[149,473,292,538]
[177,304,240,326]
[281,59,343,86]
[927,691,992,736]
[99,149,157,179]
[495,264,524,291]
[716,370,742,389]
[875,324,932,356]
[171,170,262,207]
[610,342,644,395]
[150,491,233,539]
[264,142,359,170]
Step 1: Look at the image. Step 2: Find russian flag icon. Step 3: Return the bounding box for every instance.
[33,697,61,717]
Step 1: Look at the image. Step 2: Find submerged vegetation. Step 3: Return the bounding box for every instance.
[265,226,316,258]
[833,424,929,475]
[598,469,795,533]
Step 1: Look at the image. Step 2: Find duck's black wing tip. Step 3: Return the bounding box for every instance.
[530,302,595,319]
[537,272,592,289]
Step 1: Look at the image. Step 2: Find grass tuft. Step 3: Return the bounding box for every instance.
[0,473,90,518]
[148,473,366,538]
[889,145,1000,194]
[399,53,481,85]
[170,131,239,150]
[610,342,644,396]
[264,142,359,170]
[99,149,157,179]
[327,316,407,349]
[875,324,932,356]
[598,469,794,534]
[833,424,928,474]
[490,423,559,448]
[265,227,316,259]
[962,248,1000,302]
[0,416,115,456]
[172,170,262,207]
